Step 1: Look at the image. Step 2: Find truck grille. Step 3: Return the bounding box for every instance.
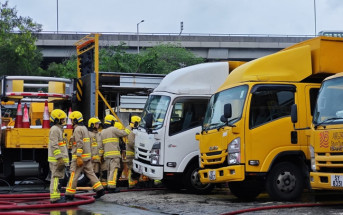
[201,150,227,165]
[316,152,343,168]
[206,151,222,156]
[137,147,150,161]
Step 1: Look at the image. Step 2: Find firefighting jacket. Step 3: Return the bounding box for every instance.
[126,130,135,157]
[89,130,103,163]
[70,124,91,161]
[101,125,132,159]
[48,124,69,164]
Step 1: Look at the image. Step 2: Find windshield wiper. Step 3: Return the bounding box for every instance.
[227,117,239,127]
[203,122,222,132]
[315,117,343,128]
[216,117,239,130]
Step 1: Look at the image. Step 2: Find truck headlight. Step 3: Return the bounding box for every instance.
[228,138,241,165]
[309,145,316,171]
[150,142,161,165]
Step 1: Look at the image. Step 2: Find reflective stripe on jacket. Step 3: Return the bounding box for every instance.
[89,131,103,163]
[70,124,92,161]
[48,124,69,164]
[101,125,131,159]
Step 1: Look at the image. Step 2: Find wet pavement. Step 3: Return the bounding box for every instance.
[1,179,343,215]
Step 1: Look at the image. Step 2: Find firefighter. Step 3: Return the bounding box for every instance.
[124,115,141,188]
[88,117,107,188]
[48,109,69,203]
[101,114,131,193]
[88,117,102,175]
[65,111,105,200]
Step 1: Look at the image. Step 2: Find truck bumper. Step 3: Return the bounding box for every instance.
[133,160,163,180]
[198,165,245,183]
[310,172,343,190]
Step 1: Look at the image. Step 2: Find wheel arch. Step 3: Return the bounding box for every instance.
[267,150,308,173]
[176,150,199,174]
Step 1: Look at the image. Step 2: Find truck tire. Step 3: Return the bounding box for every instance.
[228,180,264,200]
[266,162,304,201]
[183,162,214,194]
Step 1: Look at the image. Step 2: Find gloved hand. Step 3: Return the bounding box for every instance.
[76,156,83,167]
[130,122,134,128]
[57,157,65,171]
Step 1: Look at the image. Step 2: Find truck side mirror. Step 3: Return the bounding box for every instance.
[220,115,228,123]
[223,103,232,119]
[145,113,153,129]
[291,104,298,124]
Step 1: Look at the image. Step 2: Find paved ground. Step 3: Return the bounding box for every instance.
[78,188,343,215]
[2,180,343,215]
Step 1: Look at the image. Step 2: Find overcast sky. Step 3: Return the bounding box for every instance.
[7,0,343,36]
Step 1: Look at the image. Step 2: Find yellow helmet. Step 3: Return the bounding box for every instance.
[50,109,67,122]
[114,122,124,130]
[104,114,117,125]
[69,111,83,123]
[131,116,141,123]
[88,117,101,128]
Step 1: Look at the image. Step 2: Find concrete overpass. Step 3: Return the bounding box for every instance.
[35,32,313,67]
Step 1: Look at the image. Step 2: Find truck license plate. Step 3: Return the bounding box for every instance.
[331,175,343,187]
[138,165,143,174]
[209,170,216,181]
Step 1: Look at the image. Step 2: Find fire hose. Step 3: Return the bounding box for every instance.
[0,186,165,214]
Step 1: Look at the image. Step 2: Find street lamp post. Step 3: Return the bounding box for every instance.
[57,0,59,33]
[137,20,144,54]
[314,0,317,36]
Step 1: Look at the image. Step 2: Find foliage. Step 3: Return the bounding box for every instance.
[49,42,204,77]
[99,42,204,74]
[0,1,43,76]
[41,56,77,78]
[138,43,204,74]
[99,42,138,73]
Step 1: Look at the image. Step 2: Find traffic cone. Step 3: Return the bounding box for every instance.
[42,100,50,128]
[14,100,23,128]
[67,107,73,129]
[22,103,30,128]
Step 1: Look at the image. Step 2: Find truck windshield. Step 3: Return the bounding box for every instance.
[313,77,343,125]
[203,85,248,130]
[140,95,171,130]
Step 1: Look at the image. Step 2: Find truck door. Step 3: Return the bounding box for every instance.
[245,84,296,172]
[164,97,208,173]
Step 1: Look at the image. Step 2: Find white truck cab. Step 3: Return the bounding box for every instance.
[133,62,231,193]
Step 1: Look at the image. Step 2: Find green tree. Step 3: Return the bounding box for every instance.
[48,42,204,77]
[42,56,77,78]
[99,42,138,73]
[0,1,43,76]
[138,43,204,74]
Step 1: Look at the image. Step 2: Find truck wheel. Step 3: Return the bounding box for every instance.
[183,162,214,194]
[228,180,263,200]
[266,162,304,201]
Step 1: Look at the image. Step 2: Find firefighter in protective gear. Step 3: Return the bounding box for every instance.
[48,109,69,203]
[88,117,107,188]
[101,114,131,193]
[65,111,105,200]
[123,116,141,188]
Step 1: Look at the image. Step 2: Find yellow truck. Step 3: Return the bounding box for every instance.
[197,36,342,201]
[0,76,73,184]
[290,41,343,190]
